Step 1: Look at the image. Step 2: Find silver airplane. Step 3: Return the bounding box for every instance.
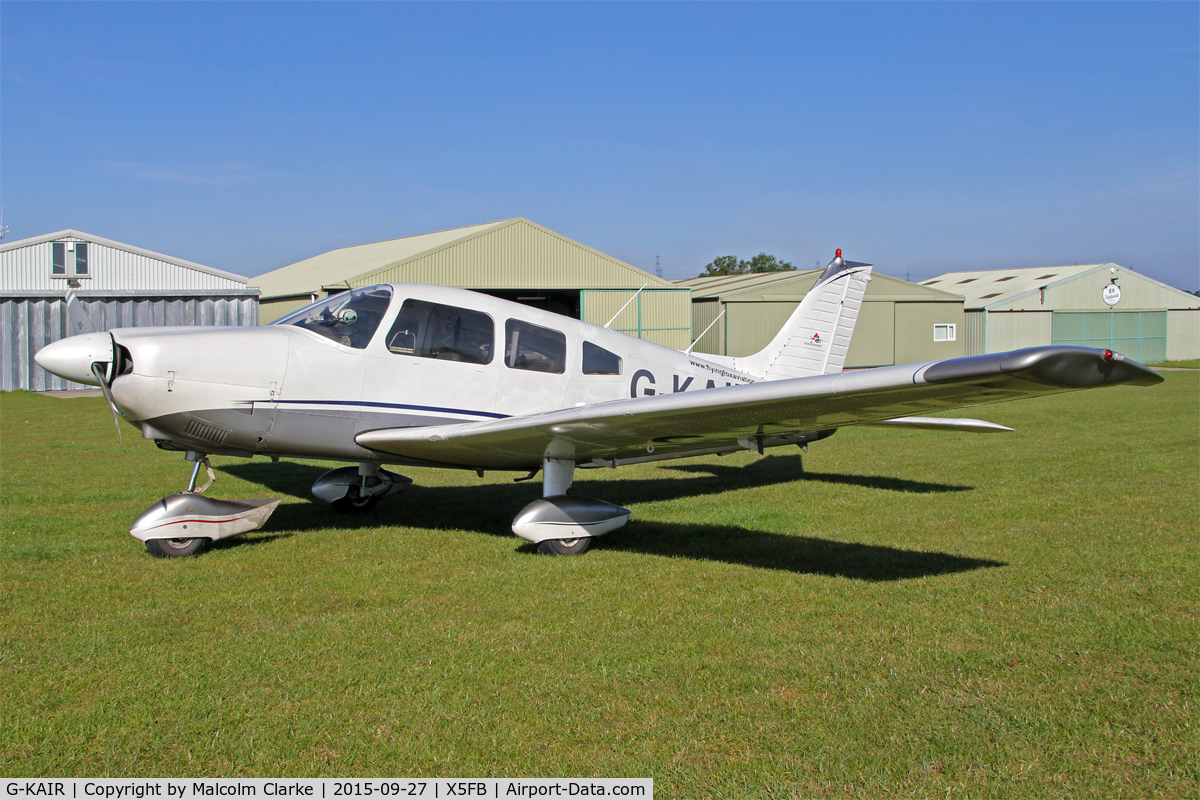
[34,251,1162,558]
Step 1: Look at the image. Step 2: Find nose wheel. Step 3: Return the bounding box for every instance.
[131,451,281,558]
[145,536,210,558]
[144,454,217,557]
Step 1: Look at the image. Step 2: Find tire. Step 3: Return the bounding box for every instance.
[331,485,380,514]
[145,537,211,558]
[537,537,592,556]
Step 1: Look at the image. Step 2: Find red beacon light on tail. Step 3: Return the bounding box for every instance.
[1103,349,1114,361]
[835,249,842,259]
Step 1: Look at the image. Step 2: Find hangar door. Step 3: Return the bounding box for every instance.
[1051,311,1166,364]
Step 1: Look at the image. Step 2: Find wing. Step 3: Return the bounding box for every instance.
[355,346,1162,470]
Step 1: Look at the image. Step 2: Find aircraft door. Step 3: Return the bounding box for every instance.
[363,298,498,425]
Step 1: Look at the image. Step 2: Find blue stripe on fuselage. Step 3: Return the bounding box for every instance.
[271,399,510,419]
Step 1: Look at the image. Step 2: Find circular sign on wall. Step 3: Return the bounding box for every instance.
[1103,284,1122,306]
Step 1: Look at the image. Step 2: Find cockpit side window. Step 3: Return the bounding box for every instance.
[505,319,566,374]
[274,285,393,349]
[387,299,494,364]
[582,341,622,375]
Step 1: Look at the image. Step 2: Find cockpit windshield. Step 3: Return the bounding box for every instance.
[272,285,393,349]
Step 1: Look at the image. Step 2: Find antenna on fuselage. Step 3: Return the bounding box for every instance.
[604,282,649,329]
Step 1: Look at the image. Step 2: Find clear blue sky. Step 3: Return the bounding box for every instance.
[4,1,1197,289]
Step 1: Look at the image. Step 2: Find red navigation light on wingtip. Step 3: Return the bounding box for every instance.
[835,249,842,258]
[1103,349,1114,361]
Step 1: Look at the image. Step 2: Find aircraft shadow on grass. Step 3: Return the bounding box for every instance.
[209,533,292,554]
[220,456,999,581]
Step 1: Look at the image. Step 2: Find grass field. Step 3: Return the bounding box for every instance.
[2,374,1197,797]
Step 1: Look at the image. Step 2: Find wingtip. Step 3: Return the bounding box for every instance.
[923,346,1166,389]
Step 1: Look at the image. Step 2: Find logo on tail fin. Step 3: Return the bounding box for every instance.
[805,332,823,347]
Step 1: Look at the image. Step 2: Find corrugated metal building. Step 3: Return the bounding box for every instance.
[921,264,1200,362]
[676,270,965,367]
[251,218,692,349]
[1,230,258,391]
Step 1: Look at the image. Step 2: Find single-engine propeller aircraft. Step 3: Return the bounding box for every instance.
[35,251,1162,558]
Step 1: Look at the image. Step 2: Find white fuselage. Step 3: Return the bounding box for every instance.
[103,283,757,467]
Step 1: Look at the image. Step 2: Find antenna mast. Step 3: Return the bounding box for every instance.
[655,254,662,279]
[604,282,650,329]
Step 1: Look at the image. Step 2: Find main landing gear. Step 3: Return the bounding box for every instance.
[511,457,630,556]
[311,463,412,513]
[130,451,281,558]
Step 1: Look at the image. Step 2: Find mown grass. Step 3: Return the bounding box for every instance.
[1,375,1197,798]
[1150,360,1199,369]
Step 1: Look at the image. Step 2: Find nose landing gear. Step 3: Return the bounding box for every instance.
[130,451,281,558]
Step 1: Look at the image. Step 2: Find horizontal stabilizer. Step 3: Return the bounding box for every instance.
[864,416,1014,433]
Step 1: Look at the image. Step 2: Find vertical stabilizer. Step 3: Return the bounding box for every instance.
[733,251,873,380]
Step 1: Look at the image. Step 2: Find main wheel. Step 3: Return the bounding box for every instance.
[145,537,211,558]
[537,537,592,556]
[331,485,380,514]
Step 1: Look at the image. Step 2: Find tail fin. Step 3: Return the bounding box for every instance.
[733,251,873,380]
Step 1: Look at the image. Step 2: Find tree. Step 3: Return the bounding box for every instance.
[743,253,794,273]
[699,255,743,276]
[698,252,795,277]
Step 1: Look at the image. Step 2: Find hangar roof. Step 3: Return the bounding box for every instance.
[0,229,250,287]
[676,269,963,302]
[921,264,1105,309]
[252,218,671,299]
[252,221,505,298]
[922,264,1199,310]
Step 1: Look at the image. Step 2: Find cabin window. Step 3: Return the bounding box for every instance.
[934,323,956,342]
[276,285,393,349]
[51,241,88,278]
[505,319,566,374]
[582,341,622,375]
[387,299,494,364]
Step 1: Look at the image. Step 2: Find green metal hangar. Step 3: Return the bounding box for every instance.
[921,264,1200,361]
[676,270,965,367]
[251,218,692,348]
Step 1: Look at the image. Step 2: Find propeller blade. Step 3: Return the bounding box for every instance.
[90,360,123,441]
[65,290,97,336]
